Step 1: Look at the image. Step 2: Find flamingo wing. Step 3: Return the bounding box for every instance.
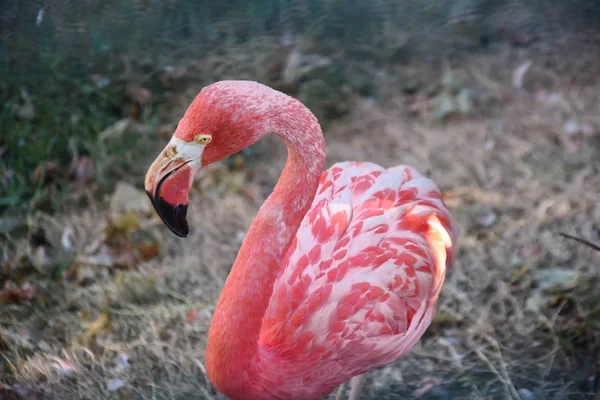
[258,161,457,389]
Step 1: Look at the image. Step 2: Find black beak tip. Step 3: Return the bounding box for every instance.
[146,191,189,238]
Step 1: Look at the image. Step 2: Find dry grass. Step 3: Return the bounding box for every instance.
[2,36,600,400]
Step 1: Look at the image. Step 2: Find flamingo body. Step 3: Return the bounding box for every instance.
[256,162,456,398]
[144,81,457,400]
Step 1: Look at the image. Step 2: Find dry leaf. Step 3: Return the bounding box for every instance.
[413,377,442,398]
[116,273,158,304]
[512,60,532,89]
[98,119,135,141]
[476,212,497,228]
[432,312,462,323]
[15,88,36,120]
[73,253,113,268]
[61,227,74,251]
[70,155,96,188]
[68,248,117,284]
[107,379,126,392]
[112,250,138,270]
[526,268,581,311]
[71,265,96,286]
[113,353,130,373]
[135,242,161,261]
[127,87,152,104]
[110,182,153,216]
[443,186,504,207]
[50,357,79,377]
[82,299,112,338]
[32,161,60,184]
[160,65,188,89]
[90,74,111,88]
[105,211,141,238]
[0,281,37,304]
[29,245,50,272]
[187,307,211,322]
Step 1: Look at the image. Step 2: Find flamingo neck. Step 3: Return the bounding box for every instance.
[205,107,326,398]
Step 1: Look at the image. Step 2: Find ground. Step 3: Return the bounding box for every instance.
[1,33,600,400]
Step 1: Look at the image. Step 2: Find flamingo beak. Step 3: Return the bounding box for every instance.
[145,137,204,237]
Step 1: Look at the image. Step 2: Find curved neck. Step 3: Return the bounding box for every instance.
[206,107,326,398]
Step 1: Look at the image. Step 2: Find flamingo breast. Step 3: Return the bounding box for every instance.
[256,161,457,398]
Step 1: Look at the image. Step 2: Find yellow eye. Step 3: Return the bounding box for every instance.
[194,134,212,144]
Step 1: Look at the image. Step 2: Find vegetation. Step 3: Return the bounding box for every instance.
[1,1,600,399]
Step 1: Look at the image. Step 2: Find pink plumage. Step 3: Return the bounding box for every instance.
[257,162,456,398]
[145,80,457,400]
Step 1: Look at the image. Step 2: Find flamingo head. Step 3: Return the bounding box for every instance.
[145,81,271,237]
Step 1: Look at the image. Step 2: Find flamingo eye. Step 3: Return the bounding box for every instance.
[194,134,212,144]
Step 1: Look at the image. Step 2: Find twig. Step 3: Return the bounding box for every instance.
[474,344,521,400]
[559,232,600,252]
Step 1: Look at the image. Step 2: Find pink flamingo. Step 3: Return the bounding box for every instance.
[145,81,457,400]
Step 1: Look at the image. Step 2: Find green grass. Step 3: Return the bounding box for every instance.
[0,74,138,214]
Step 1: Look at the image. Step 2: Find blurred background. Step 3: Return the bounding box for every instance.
[1,0,600,399]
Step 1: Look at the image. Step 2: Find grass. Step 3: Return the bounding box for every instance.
[2,6,600,400]
[0,70,154,217]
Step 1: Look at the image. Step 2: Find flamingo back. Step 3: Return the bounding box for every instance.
[257,161,457,398]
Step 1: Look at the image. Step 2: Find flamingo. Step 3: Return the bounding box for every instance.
[145,80,457,400]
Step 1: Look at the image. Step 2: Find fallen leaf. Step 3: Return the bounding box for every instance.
[68,249,115,284]
[187,307,211,322]
[562,119,582,153]
[135,242,161,261]
[98,119,135,141]
[127,87,152,104]
[73,253,114,268]
[0,281,37,304]
[105,211,141,238]
[517,388,535,400]
[116,272,158,304]
[512,60,532,89]
[90,74,111,88]
[434,92,457,121]
[70,154,96,188]
[456,88,473,116]
[112,250,138,270]
[432,311,462,323]
[71,265,96,286]
[537,268,580,295]
[82,299,112,338]
[110,182,153,216]
[32,161,60,184]
[160,65,188,89]
[107,379,126,392]
[50,357,79,377]
[536,91,571,114]
[526,267,581,311]
[519,241,542,258]
[29,245,50,272]
[413,377,442,398]
[281,48,332,86]
[443,187,504,207]
[476,212,497,228]
[113,353,130,373]
[15,88,36,121]
[61,227,74,251]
